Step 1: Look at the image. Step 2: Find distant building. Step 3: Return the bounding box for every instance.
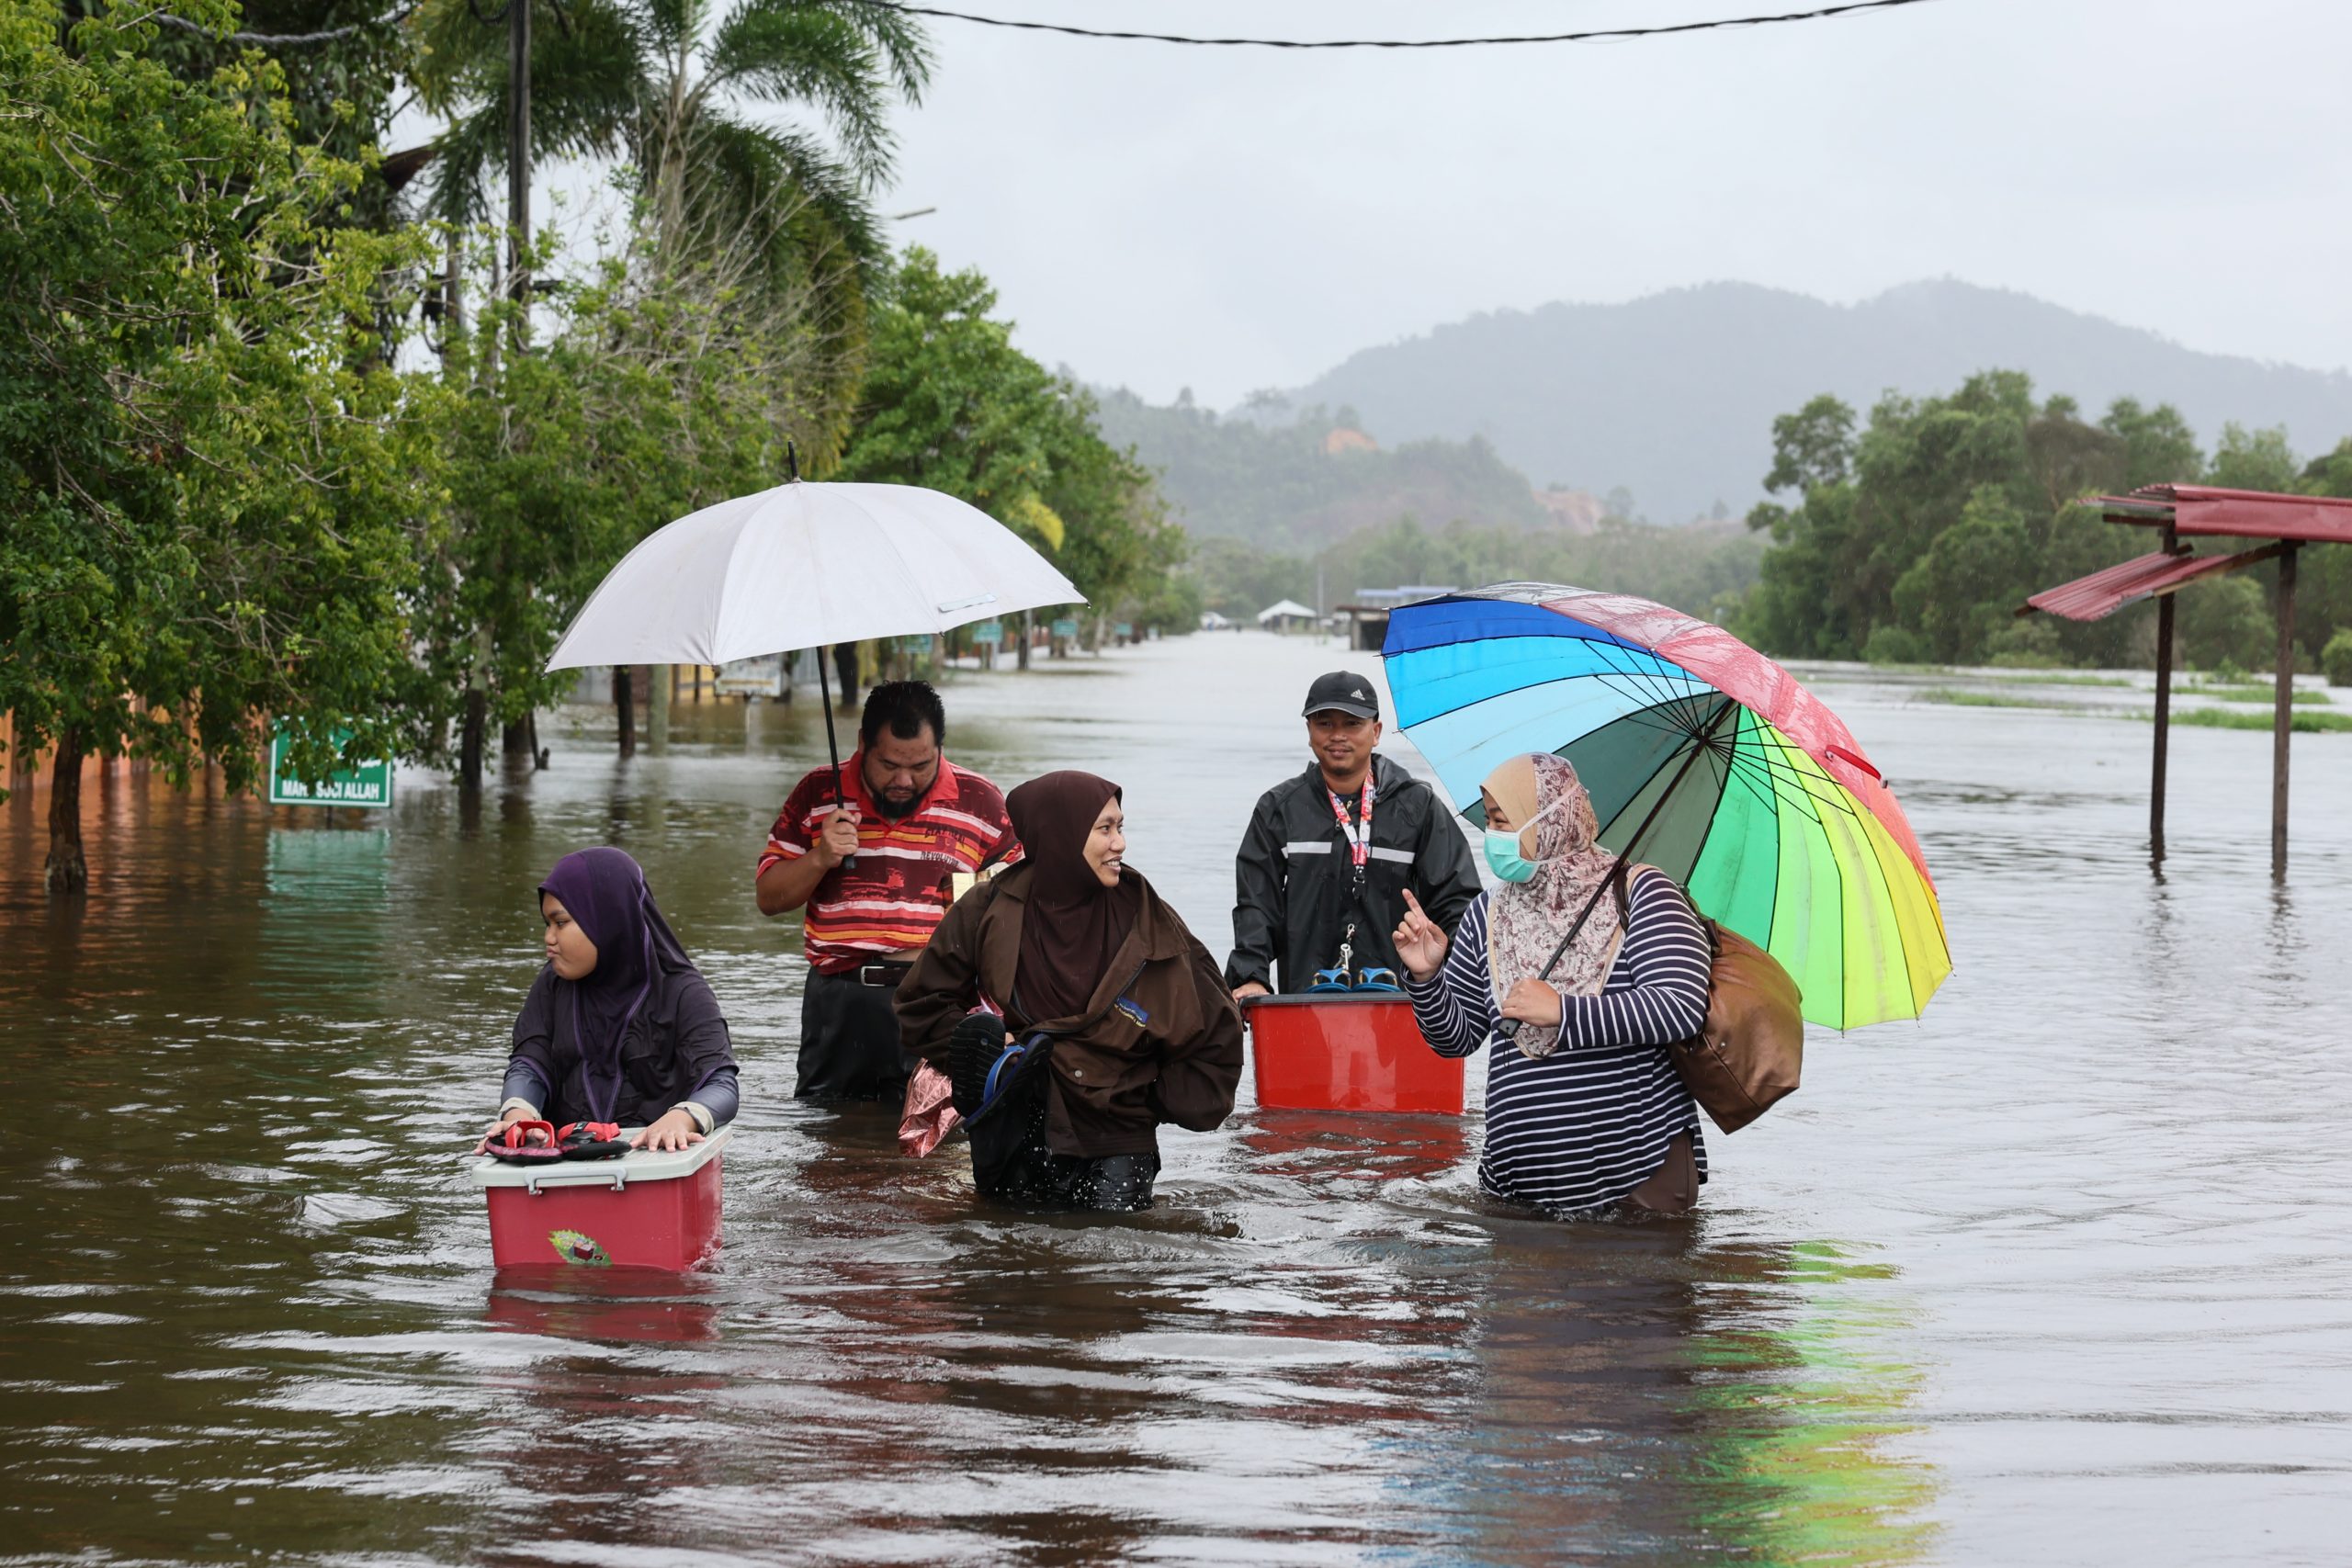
[1333,586,1458,651]
[1256,598,1319,634]
[1323,427,1379,457]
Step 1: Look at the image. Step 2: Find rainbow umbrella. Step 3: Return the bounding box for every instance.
[1381,582,1949,1029]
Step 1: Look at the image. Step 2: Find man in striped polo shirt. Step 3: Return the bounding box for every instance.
[757,681,1022,1100]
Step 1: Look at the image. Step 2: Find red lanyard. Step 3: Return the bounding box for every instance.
[1327,772,1375,872]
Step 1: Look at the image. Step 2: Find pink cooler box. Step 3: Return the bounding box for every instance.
[469,1126,730,1270]
[1247,994,1463,1114]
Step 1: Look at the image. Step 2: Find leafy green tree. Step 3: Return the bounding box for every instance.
[1737,373,2214,666]
[2100,398,2202,489]
[1040,392,1194,635]
[411,221,830,780]
[1,0,439,890]
[1890,487,2034,663]
[2297,440,2352,663]
[2321,629,2352,688]
[411,0,929,445]
[837,250,1064,537]
[1763,394,1856,492]
[2176,574,2278,672]
[1185,536,1313,619]
[2181,424,2305,672]
[1740,395,1864,658]
[837,250,1187,639]
[67,0,421,231]
[2207,423,2301,493]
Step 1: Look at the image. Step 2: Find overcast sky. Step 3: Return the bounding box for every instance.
[851,0,2352,410]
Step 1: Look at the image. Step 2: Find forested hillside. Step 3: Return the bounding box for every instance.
[1090,389,1549,551]
[1093,387,1765,620]
[1288,280,2352,526]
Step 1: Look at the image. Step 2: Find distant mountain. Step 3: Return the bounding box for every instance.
[1282,280,2352,526]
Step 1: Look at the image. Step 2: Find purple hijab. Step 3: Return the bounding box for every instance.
[537,848,695,1121]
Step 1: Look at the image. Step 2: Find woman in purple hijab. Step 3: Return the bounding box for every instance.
[486,847,741,1152]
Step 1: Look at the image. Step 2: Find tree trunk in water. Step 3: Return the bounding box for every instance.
[614,665,637,755]
[526,710,547,770]
[1016,611,1033,671]
[502,717,530,756]
[831,643,858,710]
[45,728,86,893]
[460,689,487,789]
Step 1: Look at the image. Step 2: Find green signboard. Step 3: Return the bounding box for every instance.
[1050,617,1080,637]
[1114,622,1134,637]
[268,726,393,809]
[971,619,1004,645]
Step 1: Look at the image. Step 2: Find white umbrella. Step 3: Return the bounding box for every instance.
[548,476,1083,792]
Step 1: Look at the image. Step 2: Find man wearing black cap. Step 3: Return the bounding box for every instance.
[1227,671,1482,998]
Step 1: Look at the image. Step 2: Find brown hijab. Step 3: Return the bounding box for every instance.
[1005,771,1139,1024]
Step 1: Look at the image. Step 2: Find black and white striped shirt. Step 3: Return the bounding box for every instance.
[1408,872,1711,1212]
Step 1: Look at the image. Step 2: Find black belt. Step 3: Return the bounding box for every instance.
[851,962,913,987]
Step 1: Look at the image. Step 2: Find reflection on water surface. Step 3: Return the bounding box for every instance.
[6,636,2349,1565]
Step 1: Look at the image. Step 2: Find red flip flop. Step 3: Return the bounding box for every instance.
[480,1119,561,1163]
[556,1122,629,1161]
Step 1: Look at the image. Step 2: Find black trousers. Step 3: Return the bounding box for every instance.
[797,966,914,1101]
[970,1086,1159,1213]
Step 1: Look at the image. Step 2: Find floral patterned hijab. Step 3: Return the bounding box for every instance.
[1484,753,1625,1059]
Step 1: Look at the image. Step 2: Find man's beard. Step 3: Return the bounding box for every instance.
[870,788,923,820]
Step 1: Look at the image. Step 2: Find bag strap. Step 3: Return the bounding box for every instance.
[1613,862,1667,925]
[1620,863,1721,966]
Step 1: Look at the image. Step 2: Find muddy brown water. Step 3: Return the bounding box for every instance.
[3,634,2347,1565]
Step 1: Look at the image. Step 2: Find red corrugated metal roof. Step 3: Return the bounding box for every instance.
[2089,484,2352,545]
[2022,546,2280,622]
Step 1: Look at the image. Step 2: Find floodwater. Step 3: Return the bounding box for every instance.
[3,632,2348,1566]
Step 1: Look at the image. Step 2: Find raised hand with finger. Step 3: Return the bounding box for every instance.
[1392,888,1450,982]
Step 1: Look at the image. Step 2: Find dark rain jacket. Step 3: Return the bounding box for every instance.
[1226,751,1483,994]
[895,864,1245,1158]
[507,965,740,1129]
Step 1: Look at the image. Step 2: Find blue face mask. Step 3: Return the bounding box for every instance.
[1483,795,1571,884]
[1484,829,1538,884]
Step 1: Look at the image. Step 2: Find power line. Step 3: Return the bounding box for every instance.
[854,0,1944,50]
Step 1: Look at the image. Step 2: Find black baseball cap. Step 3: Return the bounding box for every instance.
[1303,671,1381,721]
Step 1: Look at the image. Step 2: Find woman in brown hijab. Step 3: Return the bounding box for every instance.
[895,770,1244,1210]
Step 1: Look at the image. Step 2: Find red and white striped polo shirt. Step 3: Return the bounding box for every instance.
[757,754,1022,975]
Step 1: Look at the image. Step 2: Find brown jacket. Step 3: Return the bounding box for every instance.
[895,864,1244,1158]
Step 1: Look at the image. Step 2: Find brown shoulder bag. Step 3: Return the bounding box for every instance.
[1622,868,1804,1134]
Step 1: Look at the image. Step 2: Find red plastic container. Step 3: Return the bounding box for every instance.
[470,1126,729,1271]
[1247,995,1463,1114]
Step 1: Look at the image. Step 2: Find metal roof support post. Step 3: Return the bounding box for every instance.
[2150,522,2177,872]
[2151,596,2174,870]
[2272,542,2299,881]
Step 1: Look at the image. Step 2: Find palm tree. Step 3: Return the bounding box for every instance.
[410,0,930,335]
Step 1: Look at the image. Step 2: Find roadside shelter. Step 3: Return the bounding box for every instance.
[1333,585,1460,652]
[2020,484,2352,878]
[1257,599,1319,635]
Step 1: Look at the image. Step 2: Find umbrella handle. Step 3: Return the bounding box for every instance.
[815,643,845,807]
[1537,696,1736,981]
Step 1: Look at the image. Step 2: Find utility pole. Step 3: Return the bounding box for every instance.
[506,0,531,326]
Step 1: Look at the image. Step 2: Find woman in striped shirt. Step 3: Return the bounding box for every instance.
[1392,752,1711,1214]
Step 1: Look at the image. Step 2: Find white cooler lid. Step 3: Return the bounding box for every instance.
[467,1124,732,1190]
